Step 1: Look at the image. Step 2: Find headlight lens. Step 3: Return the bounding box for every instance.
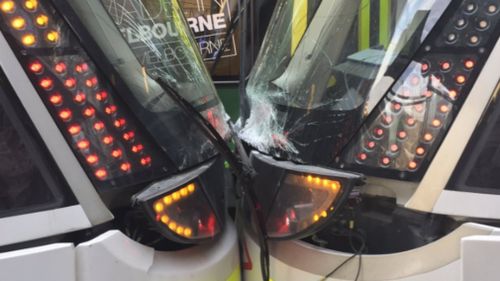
[250,151,363,239]
[133,159,225,244]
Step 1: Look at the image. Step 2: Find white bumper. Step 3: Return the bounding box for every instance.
[244,223,500,281]
[0,221,239,281]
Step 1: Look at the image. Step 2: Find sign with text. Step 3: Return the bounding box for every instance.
[181,0,240,81]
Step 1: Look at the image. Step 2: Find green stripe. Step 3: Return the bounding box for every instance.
[358,0,371,50]
[379,0,391,49]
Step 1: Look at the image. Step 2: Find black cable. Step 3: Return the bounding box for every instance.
[210,0,251,75]
[320,229,365,281]
[155,78,270,281]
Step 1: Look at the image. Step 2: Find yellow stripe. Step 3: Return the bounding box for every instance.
[291,0,308,55]
[226,267,240,281]
[358,0,370,50]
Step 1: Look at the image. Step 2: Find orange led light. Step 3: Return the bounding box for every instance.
[398,131,407,139]
[382,114,393,125]
[92,126,105,139]
[421,63,429,72]
[366,141,376,149]
[439,104,450,113]
[39,78,53,90]
[322,179,330,187]
[455,75,466,84]
[77,139,90,150]
[29,61,43,73]
[49,94,62,105]
[105,105,117,115]
[176,226,185,235]
[448,89,458,99]
[464,60,475,70]
[123,131,135,141]
[94,168,108,180]
[187,183,196,193]
[83,106,96,118]
[423,133,433,142]
[102,135,114,145]
[374,128,384,137]
[85,77,98,88]
[86,154,99,165]
[35,14,48,27]
[64,77,77,89]
[120,162,131,172]
[114,118,126,128]
[440,61,451,71]
[314,177,321,184]
[141,156,152,166]
[58,109,72,121]
[160,215,169,224]
[1,1,15,13]
[408,161,418,170]
[416,147,425,156]
[96,91,108,101]
[11,17,26,30]
[392,102,402,112]
[46,30,59,43]
[54,62,66,74]
[172,191,181,201]
[168,222,177,231]
[21,33,36,46]
[68,124,81,135]
[431,119,442,128]
[313,214,320,222]
[131,144,144,153]
[381,157,391,166]
[331,181,341,191]
[24,0,37,11]
[75,63,89,73]
[180,187,189,197]
[358,153,367,161]
[74,92,86,104]
[111,148,123,158]
[184,228,193,237]
[390,144,399,152]
[406,117,416,126]
[163,195,173,206]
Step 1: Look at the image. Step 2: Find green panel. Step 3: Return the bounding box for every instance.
[216,85,240,121]
[379,0,391,49]
[358,0,371,50]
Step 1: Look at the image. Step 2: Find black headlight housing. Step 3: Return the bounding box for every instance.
[132,157,226,244]
[250,151,364,240]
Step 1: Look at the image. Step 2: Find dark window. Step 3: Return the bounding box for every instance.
[0,70,75,218]
[447,81,500,194]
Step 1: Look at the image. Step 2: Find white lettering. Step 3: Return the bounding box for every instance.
[198,15,213,32]
[187,17,199,33]
[213,13,226,29]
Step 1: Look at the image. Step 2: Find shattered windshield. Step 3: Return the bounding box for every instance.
[67,0,229,170]
[240,0,450,165]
